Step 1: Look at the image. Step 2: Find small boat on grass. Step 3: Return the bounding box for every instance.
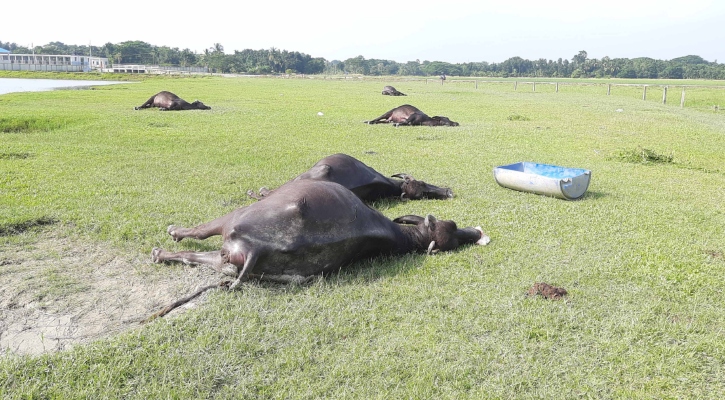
[493,162,591,200]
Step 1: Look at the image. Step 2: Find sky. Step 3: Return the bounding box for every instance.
[3,0,724,64]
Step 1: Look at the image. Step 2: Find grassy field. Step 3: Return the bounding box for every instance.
[1,74,725,398]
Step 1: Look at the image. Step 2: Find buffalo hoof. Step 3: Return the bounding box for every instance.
[151,247,163,263]
[446,189,454,199]
[246,189,262,200]
[221,264,239,277]
[167,225,181,242]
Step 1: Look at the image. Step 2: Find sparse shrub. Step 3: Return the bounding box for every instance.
[614,147,674,164]
[507,114,530,121]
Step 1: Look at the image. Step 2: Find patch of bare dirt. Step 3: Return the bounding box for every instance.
[527,282,568,300]
[705,249,723,260]
[0,232,221,357]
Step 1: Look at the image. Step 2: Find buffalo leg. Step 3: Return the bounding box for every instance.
[365,111,393,124]
[151,248,238,276]
[134,95,156,110]
[167,211,239,242]
[229,251,260,289]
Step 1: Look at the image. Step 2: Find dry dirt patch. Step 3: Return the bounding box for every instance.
[0,232,220,357]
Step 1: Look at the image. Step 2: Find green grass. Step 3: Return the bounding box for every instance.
[2,75,725,398]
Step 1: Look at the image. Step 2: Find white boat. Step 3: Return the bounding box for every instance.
[493,162,591,200]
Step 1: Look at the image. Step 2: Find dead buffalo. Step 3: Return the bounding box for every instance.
[248,153,453,201]
[365,104,459,127]
[134,91,211,111]
[382,86,406,96]
[152,179,490,289]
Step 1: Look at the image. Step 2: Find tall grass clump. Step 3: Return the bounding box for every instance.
[613,147,675,164]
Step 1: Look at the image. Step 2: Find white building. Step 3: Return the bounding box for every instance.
[0,54,108,72]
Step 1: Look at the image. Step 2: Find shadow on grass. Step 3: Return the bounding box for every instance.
[0,217,58,237]
[580,190,608,200]
[0,152,33,160]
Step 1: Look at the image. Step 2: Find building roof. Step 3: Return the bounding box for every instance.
[0,48,9,53]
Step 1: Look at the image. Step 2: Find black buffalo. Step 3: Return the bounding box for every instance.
[248,153,453,201]
[134,91,211,111]
[382,86,406,96]
[365,104,459,127]
[152,179,489,288]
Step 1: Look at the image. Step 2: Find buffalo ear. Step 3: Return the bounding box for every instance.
[424,214,438,228]
[393,215,425,225]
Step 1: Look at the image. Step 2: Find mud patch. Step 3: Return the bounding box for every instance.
[705,249,724,261]
[527,282,568,300]
[0,232,220,356]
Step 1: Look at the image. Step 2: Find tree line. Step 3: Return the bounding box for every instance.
[2,40,723,80]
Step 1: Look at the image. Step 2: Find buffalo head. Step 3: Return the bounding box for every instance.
[191,100,211,110]
[392,173,453,200]
[430,116,459,126]
[393,214,490,254]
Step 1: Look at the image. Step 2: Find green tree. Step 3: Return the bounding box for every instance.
[572,50,588,67]
[343,56,367,74]
[116,41,154,64]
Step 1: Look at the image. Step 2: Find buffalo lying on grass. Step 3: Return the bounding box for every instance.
[382,86,406,96]
[364,104,459,127]
[247,153,453,201]
[152,180,490,289]
[134,91,211,111]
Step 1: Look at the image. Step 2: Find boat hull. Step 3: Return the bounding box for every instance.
[493,162,591,200]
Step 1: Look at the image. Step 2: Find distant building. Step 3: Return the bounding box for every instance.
[0,53,108,72]
[0,51,207,74]
[103,64,208,74]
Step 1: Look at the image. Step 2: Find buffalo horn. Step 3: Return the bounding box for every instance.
[427,241,436,255]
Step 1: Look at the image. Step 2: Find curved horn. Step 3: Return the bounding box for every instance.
[391,173,414,182]
[427,241,436,255]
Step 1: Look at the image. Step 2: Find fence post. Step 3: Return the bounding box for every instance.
[556,82,559,93]
[533,82,536,91]
[643,86,647,100]
[514,81,518,90]
[662,86,668,104]
[475,80,478,89]
[607,84,611,95]
[680,88,685,108]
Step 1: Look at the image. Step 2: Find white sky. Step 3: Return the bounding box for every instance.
[3,0,724,63]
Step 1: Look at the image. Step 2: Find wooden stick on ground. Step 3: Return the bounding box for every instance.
[141,280,231,323]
